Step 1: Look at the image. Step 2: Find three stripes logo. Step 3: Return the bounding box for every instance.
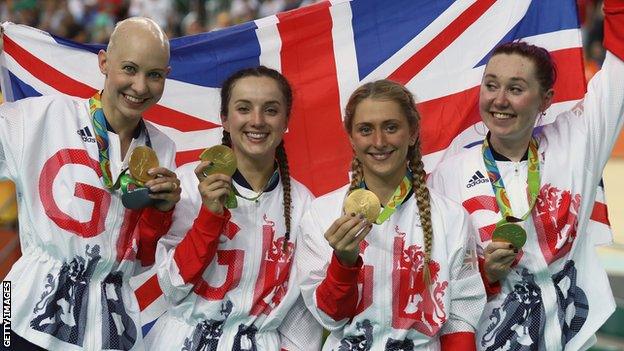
[77,126,96,143]
[466,170,489,188]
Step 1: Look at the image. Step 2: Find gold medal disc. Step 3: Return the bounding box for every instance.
[129,146,159,184]
[199,145,237,177]
[492,223,527,249]
[343,189,381,223]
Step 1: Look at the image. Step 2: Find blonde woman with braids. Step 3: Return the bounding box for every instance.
[296,79,486,350]
[145,66,322,350]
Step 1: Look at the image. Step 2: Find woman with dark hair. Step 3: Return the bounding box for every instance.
[428,1,623,350]
[297,79,485,350]
[145,66,321,350]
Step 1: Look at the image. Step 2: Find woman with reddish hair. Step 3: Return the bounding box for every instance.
[428,1,624,349]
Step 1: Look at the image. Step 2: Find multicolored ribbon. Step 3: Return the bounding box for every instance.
[482,137,540,226]
[358,173,413,225]
[89,91,151,191]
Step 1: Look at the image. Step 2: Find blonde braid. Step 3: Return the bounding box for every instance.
[409,143,434,287]
[348,157,363,193]
[276,142,292,251]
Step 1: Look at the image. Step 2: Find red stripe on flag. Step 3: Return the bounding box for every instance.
[388,0,497,84]
[175,148,203,166]
[278,2,352,196]
[4,35,218,132]
[418,48,586,155]
[134,274,163,311]
[143,104,220,132]
[4,35,96,97]
[590,201,610,226]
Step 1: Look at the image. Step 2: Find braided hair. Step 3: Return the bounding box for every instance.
[220,66,294,248]
[344,79,434,286]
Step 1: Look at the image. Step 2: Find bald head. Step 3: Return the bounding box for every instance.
[107,17,170,59]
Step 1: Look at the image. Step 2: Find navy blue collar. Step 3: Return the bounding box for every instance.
[232,163,280,192]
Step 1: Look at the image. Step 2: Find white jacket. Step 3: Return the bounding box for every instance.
[297,184,486,350]
[428,48,624,351]
[147,161,322,350]
[0,94,177,350]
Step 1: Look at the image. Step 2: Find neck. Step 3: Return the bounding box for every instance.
[236,152,276,192]
[363,167,406,205]
[489,135,531,162]
[101,93,141,158]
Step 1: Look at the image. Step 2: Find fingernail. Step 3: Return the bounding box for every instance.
[350,213,356,217]
[513,249,518,253]
[147,169,154,175]
[358,213,364,219]
[508,244,514,249]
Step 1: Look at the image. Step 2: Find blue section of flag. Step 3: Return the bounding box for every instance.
[351,0,455,80]
[141,317,159,337]
[168,21,261,88]
[6,70,42,100]
[474,0,580,67]
[52,34,104,54]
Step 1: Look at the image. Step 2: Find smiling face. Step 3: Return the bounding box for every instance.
[349,98,416,185]
[98,19,170,128]
[479,53,553,151]
[222,76,288,165]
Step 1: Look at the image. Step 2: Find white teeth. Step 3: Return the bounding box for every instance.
[245,132,268,139]
[370,152,391,160]
[124,94,145,103]
[492,112,514,120]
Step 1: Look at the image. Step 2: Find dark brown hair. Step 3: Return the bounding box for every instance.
[220,66,293,247]
[491,41,557,92]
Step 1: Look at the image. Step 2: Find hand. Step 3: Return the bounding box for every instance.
[144,167,181,212]
[484,241,518,283]
[324,213,372,267]
[195,161,232,215]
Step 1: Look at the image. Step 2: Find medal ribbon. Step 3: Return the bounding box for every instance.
[358,173,412,224]
[228,169,280,208]
[89,92,152,191]
[482,137,540,226]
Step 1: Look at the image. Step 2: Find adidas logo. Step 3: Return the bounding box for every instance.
[466,170,489,188]
[77,126,96,143]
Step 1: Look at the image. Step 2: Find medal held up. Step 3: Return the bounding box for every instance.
[199,145,238,208]
[121,146,161,209]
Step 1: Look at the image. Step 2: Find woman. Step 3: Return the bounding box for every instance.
[146,66,321,350]
[428,2,623,350]
[0,18,180,351]
[297,80,485,350]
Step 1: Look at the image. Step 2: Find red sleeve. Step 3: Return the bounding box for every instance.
[441,332,476,351]
[136,206,174,266]
[478,257,501,296]
[173,207,231,284]
[315,253,362,321]
[604,0,624,60]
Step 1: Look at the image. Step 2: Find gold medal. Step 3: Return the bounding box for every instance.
[199,145,237,177]
[492,222,527,249]
[129,146,159,184]
[343,189,381,223]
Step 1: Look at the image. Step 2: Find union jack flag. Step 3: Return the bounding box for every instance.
[0,0,612,336]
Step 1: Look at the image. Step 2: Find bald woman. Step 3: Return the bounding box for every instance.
[0,18,180,350]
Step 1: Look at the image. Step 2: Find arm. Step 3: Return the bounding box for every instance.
[156,164,232,305]
[296,208,363,331]
[440,206,486,351]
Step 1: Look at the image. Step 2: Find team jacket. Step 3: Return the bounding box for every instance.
[0,95,177,350]
[297,184,486,350]
[147,161,322,350]
[428,5,624,350]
